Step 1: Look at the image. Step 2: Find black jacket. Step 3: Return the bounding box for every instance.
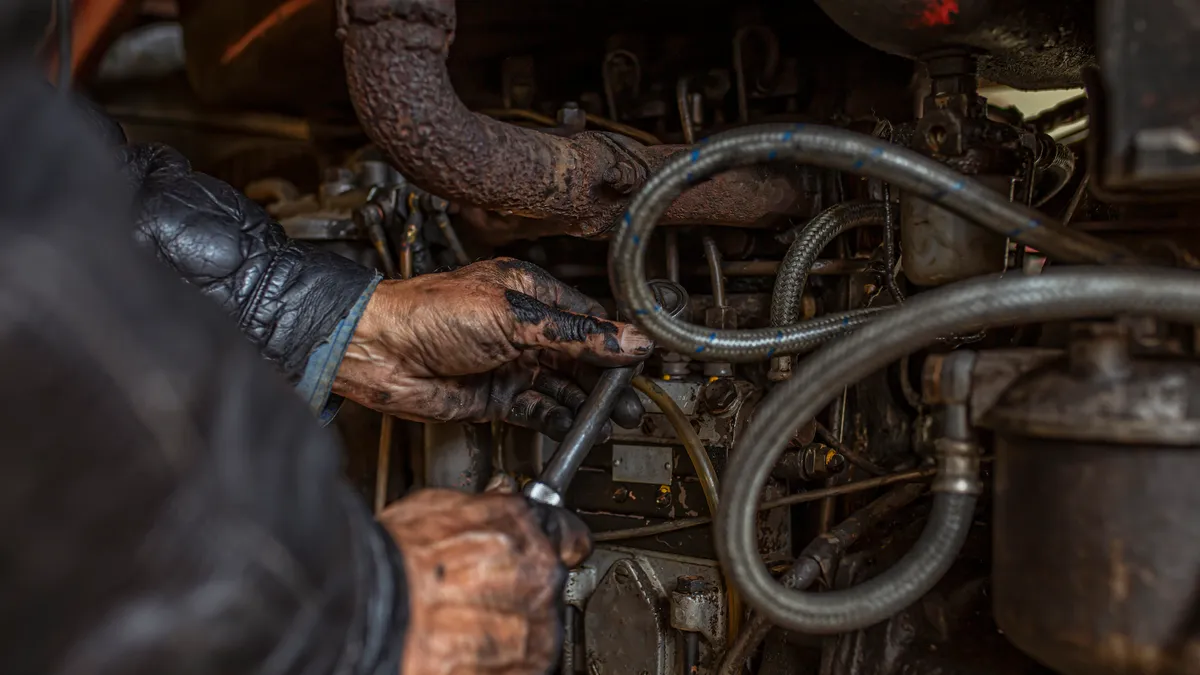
[0,67,405,675]
[94,106,376,380]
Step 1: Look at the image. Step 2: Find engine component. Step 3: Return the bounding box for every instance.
[337,0,808,237]
[718,482,927,675]
[718,267,1200,634]
[902,52,1019,286]
[813,0,1095,90]
[578,548,727,675]
[611,123,1139,362]
[983,323,1200,675]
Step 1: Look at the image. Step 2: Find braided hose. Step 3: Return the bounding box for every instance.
[609,124,1140,361]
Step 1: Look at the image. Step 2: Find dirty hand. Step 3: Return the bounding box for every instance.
[380,489,591,675]
[334,258,652,438]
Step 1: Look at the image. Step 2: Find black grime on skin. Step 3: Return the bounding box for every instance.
[505,289,622,353]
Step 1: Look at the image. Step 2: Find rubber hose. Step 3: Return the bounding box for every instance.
[717,483,926,675]
[609,124,1141,361]
[718,267,1200,634]
[632,375,741,640]
[771,201,886,326]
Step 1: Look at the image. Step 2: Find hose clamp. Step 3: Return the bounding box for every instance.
[932,437,983,495]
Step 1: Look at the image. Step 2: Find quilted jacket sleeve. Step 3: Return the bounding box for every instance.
[119,142,377,381]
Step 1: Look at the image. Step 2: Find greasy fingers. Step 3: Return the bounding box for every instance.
[538,353,647,428]
[504,289,653,365]
[489,257,607,316]
[505,389,574,440]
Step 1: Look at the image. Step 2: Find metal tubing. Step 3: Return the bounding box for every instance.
[702,235,727,308]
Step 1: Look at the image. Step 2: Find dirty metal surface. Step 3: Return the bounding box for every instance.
[612,444,674,485]
[992,436,1200,675]
[584,558,672,675]
[339,0,805,237]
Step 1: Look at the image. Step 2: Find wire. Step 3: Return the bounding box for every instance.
[593,466,937,542]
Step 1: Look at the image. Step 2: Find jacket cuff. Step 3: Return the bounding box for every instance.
[296,273,382,423]
[340,488,408,675]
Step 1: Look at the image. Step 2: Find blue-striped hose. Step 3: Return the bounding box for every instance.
[608,124,1140,361]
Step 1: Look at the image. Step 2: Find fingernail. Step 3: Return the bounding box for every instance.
[619,326,654,355]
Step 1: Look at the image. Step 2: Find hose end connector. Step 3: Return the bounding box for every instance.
[932,437,983,495]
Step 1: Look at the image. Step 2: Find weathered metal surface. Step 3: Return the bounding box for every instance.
[813,0,1095,90]
[613,444,674,486]
[585,558,672,675]
[992,436,1200,675]
[670,578,726,651]
[901,175,1010,286]
[923,348,1062,424]
[1097,0,1200,194]
[983,326,1200,446]
[338,0,806,237]
[576,548,726,675]
[983,324,1200,674]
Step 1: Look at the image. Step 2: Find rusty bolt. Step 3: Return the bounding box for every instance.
[612,486,630,503]
[702,378,739,414]
[603,162,641,194]
[675,575,707,594]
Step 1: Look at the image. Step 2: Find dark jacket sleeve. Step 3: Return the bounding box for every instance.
[0,66,407,675]
[116,141,377,380]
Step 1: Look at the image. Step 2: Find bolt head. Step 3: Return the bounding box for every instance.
[703,379,739,413]
[675,575,707,594]
[827,453,847,474]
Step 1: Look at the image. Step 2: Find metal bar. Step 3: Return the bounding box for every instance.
[526,366,636,504]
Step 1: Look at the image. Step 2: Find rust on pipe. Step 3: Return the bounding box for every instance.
[338,0,803,237]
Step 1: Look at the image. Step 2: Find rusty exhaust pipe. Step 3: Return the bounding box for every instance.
[338,0,803,237]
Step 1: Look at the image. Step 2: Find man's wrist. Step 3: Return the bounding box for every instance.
[295,273,383,422]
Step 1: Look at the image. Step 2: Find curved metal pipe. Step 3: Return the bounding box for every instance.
[338,0,802,237]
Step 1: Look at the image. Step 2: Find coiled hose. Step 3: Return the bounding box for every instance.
[770,201,886,326]
[769,201,887,380]
[717,267,1200,634]
[608,124,1141,361]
